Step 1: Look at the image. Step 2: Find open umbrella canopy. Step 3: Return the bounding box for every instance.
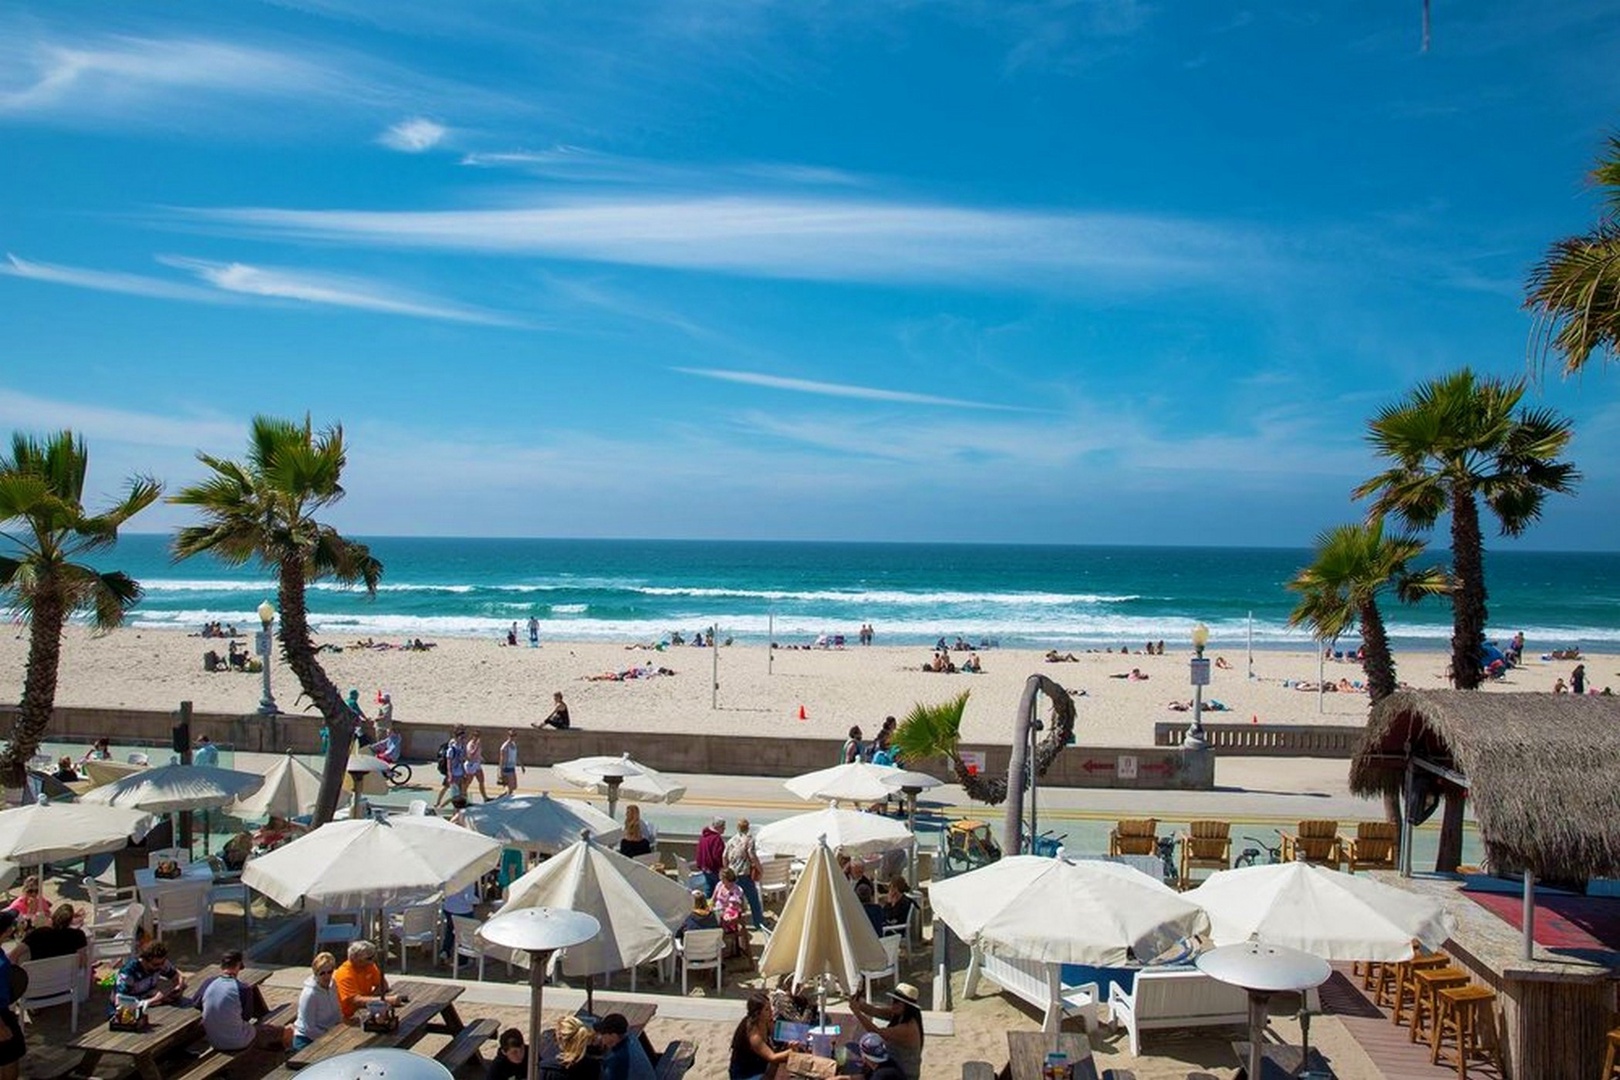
[80,763,264,814]
[498,834,691,978]
[755,806,914,860]
[930,855,1211,966]
[82,759,147,788]
[0,800,155,866]
[785,762,919,804]
[551,754,686,804]
[230,752,323,820]
[1188,861,1453,961]
[243,815,502,911]
[758,838,887,995]
[459,794,621,854]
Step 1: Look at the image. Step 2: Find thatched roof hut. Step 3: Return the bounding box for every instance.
[1350,689,1620,880]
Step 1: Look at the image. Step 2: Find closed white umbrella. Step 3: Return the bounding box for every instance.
[80,763,264,814]
[551,754,686,806]
[242,815,502,911]
[497,835,692,982]
[0,800,155,866]
[930,855,1210,966]
[459,794,622,855]
[1188,861,1453,961]
[785,762,913,804]
[755,807,914,860]
[230,752,323,820]
[758,838,887,997]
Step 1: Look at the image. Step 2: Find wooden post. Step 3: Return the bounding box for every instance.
[1434,788,1465,873]
[177,701,194,852]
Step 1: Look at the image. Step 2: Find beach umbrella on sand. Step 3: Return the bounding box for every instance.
[229,752,323,820]
[1188,861,1453,961]
[759,838,887,1004]
[80,762,264,814]
[458,794,622,855]
[785,762,916,804]
[755,806,914,860]
[243,815,501,911]
[495,834,691,1008]
[930,855,1210,967]
[551,754,686,816]
[0,799,155,867]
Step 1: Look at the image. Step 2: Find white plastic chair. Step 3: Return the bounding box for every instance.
[882,900,921,959]
[314,909,364,950]
[18,952,88,1032]
[757,858,793,909]
[677,928,723,995]
[388,905,439,974]
[861,934,902,1003]
[451,915,517,980]
[82,876,138,933]
[146,847,192,869]
[89,903,144,967]
[151,885,207,951]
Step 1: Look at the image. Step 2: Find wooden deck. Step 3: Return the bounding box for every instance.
[1320,964,1505,1080]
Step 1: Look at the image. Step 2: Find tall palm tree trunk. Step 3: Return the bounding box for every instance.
[1358,603,1398,703]
[2,586,65,788]
[276,561,351,825]
[1448,491,1487,691]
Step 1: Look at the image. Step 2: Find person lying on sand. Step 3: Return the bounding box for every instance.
[1044,650,1079,662]
[1214,656,1233,670]
[1108,668,1149,680]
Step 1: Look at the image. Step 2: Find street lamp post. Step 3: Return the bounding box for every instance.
[256,600,278,715]
[1183,622,1211,749]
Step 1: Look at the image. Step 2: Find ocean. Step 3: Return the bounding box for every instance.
[99,535,1620,653]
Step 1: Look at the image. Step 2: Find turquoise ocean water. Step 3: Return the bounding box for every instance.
[105,535,1620,653]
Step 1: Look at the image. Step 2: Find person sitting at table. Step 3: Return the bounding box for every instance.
[200,949,293,1051]
[837,1033,904,1080]
[293,952,345,1050]
[879,877,915,933]
[847,982,924,1080]
[593,1013,642,1080]
[254,815,297,852]
[537,1014,600,1079]
[729,992,795,1080]
[854,880,886,938]
[114,940,186,1010]
[0,912,25,1080]
[836,853,872,896]
[487,1027,528,1080]
[80,737,111,765]
[617,804,656,859]
[12,903,88,962]
[53,755,80,782]
[333,939,401,1021]
[6,877,51,926]
[220,830,254,872]
[676,891,718,940]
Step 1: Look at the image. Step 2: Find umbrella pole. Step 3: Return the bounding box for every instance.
[1247,990,1270,1080]
[526,947,552,1080]
[585,973,595,1017]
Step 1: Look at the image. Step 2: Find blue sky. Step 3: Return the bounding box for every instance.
[2,0,1617,548]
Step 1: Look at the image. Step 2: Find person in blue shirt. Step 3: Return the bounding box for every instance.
[114,941,187,1010]
[0,911,26,1080]
[193,735,220,767]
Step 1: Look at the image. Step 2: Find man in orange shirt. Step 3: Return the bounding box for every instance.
[332,940,402,1021]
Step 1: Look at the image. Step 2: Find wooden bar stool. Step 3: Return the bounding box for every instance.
[1603,1027,1620,1079]
[1431,984,1502,1078]
[1388,953,1450,1024]
[1354,958,1382,991]
[1407,966,1471,1044]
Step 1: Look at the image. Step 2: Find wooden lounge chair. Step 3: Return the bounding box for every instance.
[1341,821,1399,873]
[1177,821,1231,890]
[1109,818,1158,858]
[1280,820,1342,868]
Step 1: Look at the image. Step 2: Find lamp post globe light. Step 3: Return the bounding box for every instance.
[256,600,278,716]
[1183,622,1211,749]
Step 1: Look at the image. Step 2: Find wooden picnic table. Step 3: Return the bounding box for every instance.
[579,999,658,1033]
[1230,1040,1337,1079]
[285,978,465,1069]
[68,966,274,1080]
[1006,1030,1100,1080]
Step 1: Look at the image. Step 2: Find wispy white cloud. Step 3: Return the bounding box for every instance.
[0,387,243,451]
[189,195,1265,289]
[462,145,871,190]
[379,116,448,152]
[676,367,1037,412]
[1,253,222,303]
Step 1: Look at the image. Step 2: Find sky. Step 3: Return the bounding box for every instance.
[2,1,1618,549]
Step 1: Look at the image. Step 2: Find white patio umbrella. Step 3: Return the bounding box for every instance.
[458,794,622,855]
[1188,861,1453,961]
[80,763,264,814]
[0,800,155,866]
[755,806,914,860]
[551,754,686,810]
[229,752,323,820]
[758,838,887,1000]
[242,815,502,911]
[82,759,146,788]
[785,762,916,804]
[930,855,1211,966]
[497,834,692,987]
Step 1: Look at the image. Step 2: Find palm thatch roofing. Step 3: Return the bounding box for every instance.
[1350,689,1620,880]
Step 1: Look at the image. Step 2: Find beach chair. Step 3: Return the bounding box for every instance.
[1176,821,1230,891]
[757,858,794,910]
[1109,819,1158,858]
[677,928,724,994]
[1341,821,1399,873]
[89,902,144,967]
[18,952,89,1032]
[1280,820,1342,868]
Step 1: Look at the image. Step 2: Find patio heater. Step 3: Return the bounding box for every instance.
[299,1049,453,1080]
[582,759,640,820]
[1183,622,1211,749]
[1198,940,1331,1080]
[256,600,278,715]
[345,754,391,820]
[882,770,943,885]
[480,907,601,1080]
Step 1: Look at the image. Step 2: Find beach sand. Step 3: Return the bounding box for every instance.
[5,627,1609,747]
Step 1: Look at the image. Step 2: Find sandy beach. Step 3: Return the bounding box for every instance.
[4,627,1610,746]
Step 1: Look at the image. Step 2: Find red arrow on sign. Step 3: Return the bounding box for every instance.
[1139,761,1174,776]
[1080,759,1115,773]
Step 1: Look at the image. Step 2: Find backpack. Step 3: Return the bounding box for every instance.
[436,740,451,777]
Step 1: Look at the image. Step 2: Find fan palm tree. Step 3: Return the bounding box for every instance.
[170,416,381,825]
[1353,370,1577,690]
[0,432,160,789]
[1526,136,1620,376]
[1287,520,1447,702]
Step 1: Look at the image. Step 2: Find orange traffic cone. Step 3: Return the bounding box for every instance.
[798,705,808,720]
[1251,713,1259,724]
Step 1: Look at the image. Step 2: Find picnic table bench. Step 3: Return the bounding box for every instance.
[68,966,273,1080]
[285,978,465,1069]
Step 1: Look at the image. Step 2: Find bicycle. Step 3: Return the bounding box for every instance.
[1023,828,1067,858]
[1155,835,1179,882]
[381,760,413,788]
[1233,831,1283,868]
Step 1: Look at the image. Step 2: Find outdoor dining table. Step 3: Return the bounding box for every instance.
[284,978,466,1069]
[133,861,217,937]
[66,965,273,1080]
[1006,1030,1100,1080]
[579,999,661,1062]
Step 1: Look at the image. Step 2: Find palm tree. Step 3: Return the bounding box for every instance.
[0,432,160,790]
[170,416,381,825]
[1286,520,1447,702]
[1353,369,1577,690]
[1526,136,1620,376]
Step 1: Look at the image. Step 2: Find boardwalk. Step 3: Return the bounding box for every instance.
[1322,964,1504,1080]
